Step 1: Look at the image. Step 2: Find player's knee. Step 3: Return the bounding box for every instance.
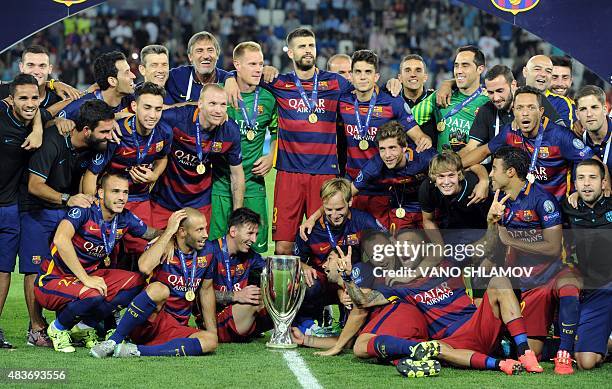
[352,335,371,358]
[195,331,218,353]
[575,352,602,370]
[487,276,512,291]
[275,241,294,255]
[145,282,170,303]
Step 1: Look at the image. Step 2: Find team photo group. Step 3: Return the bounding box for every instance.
[0,0,610,383]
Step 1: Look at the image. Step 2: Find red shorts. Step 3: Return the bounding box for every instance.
[35,269,144,312]
[149,201,211,232]
[130,308,199,346]
[442,292,503,354]
[351,194,391,228]
[359,301,428,340]
[123,200,152,255]
[389,209,422,235]
[272,171,336,242]
[216,305,272,343]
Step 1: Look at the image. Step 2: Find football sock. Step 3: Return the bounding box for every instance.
[110,291,157,344]
[56,295,104,330]
[470,352,500,370]
[558,284,580,353]
[506,317,529,356]
[138,338,203,357]
[367,335,419,359]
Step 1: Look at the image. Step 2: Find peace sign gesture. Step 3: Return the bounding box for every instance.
[335,246,353,275]
[487,189,511,224]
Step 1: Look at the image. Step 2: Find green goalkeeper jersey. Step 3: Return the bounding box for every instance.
[212,86,278,198]
[412,89,489,153]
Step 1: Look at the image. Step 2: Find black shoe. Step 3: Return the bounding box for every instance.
[0,327,14,349]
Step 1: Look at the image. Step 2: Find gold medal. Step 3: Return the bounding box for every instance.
[185,290,195,302]
[395,207,406,219]
[196,163,206,175]
[104,256,111,267]
[358,139,369,151]
[246,129,256,141]
[308,113,318,124]
[526,172,535,184]
[437,121,446,132]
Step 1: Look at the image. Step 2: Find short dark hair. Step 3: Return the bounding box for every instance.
[455,45,485,68]
[551,55,572,72]
[135,81,166,100]
[75,100,115,132]
[492,146,530,180]
[514,85,544,108]
[140,45,169,66]
[93,51,127,91]
[21,45,50,63]
[575,85,606,107]
[9,73,39,96]
[351,49,379,72]
[575,159,606,180]
[399,54,427,72]
[375,121,407,147]
[99,171,129,189]
[228,207,261,229]
[484,64,514,85]
[286,27,315,46]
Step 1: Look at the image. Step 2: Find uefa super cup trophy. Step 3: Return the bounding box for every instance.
[261,255,305,348]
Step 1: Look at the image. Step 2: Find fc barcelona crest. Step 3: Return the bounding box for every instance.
[491,0,540,15]
[212,141,223,152]
[53,0,87,6]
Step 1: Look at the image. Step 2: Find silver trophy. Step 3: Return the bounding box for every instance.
[261,255,305,348]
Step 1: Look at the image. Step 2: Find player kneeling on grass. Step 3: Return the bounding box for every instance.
[91,208,218,358]
[208,208,272,342]
[35,173,161,352]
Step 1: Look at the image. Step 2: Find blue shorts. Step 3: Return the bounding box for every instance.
[575,285,612,355]
[0,204,20,273]
[18,208,66,274]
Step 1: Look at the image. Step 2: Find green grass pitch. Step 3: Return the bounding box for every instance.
[1,172,611,387]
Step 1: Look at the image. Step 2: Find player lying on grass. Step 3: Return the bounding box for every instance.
[91,208,218,358]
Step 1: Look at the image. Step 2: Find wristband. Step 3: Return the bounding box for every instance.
[340,270,352,283]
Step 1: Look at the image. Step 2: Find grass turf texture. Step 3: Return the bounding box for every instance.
[2,172,611,387]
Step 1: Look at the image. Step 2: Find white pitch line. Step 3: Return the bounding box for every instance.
[282,350,323,389]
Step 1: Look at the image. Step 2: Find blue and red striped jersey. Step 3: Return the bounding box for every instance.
[87,116,173,202]
[151,106,242,210]
[209,238,265,295]
[353,147,436,212]
[488,120,594,200]
[294,208,386,271]
[40,205,147,278]
[265,70,352,175]
[501,182,563,290]
[57,91,134,120]
[338,90,418,194]
[377,276,476,339]
[150,242,216,325]
[165,65,230,104]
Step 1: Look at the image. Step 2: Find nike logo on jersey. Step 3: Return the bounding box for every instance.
[319,244,330,252]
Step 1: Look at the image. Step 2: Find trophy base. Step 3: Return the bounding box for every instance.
[266,341,298,349]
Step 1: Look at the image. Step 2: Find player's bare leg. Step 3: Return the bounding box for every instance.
[575,352,604,370]
[189,330,218,354]
[275,241,294,255]
[230,303,264,336]
[353,333,375,358]
[0,272,13,348]
[24,273,51,346]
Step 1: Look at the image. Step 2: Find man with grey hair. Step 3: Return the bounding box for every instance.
[327,53,352,81]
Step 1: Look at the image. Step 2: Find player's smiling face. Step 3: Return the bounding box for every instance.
[378,137,406,169]
[398,59,427,92]
[99,176,129,214]
[576,95,606,133]
[19,53,52,87]
[551,65,572,96]
[230,223,259,253]
[198,88,228,128]
[323,192,350,227]
[489,158,511,191]
[352,61,379,94]
[235,49,264,87]
[183,214,208,250]
[523,56,552,92]
[113,60,136,95]
[134,93,164,131]
[9,84,40,123]
[139,53,169,87]
[512,92,544,136]
[189,39,219,76]
[322,250,341,283]
[575,164,604,204]
[288,36,316,72]
[453,51,482,91]
[435,170,461,196]
[485,75,515,111]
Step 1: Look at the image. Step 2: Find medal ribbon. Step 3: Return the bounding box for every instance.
[238,87,260,129]
[293,70,319,114]
[177,248,197,290]
[583,125,611,165]
[521,123,545,177]
[130,116,156,164]
[440,87,483,123]
[98,205,118,256]
[194,118,216,166]
[323,218,346,249]
[220,237,234,290]
[353,91,378,143]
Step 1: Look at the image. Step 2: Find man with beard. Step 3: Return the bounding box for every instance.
[82,83,173,261]
[165,31,230,104]
[0,74,48,348]
[54,51,136,120]
[550,56,574,98]
[90,207,218,358]
[35,173,160,353]
[562,159,612,373]
[19,100,115,346]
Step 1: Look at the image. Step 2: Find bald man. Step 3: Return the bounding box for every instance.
[327,54,352,81]
[523,55,576,128]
